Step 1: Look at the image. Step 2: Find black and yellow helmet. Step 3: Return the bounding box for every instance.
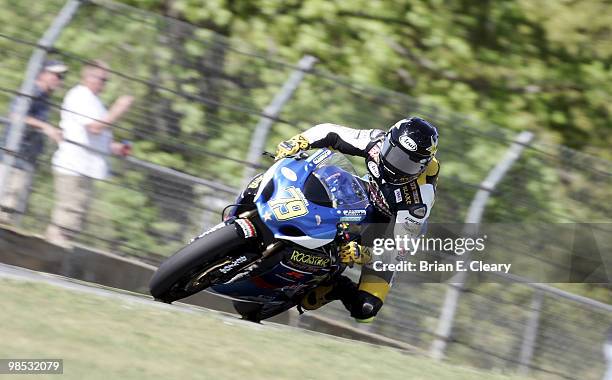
[379,117,439,185]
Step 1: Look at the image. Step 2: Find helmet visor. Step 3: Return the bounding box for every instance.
[381,138,430,182]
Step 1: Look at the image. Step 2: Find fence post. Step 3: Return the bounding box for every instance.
[242,55,317,186]
[429,131,535,361]
[518,289,543,376]
[0,0,82,216]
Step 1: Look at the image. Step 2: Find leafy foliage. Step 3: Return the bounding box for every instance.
[117,0,611,156]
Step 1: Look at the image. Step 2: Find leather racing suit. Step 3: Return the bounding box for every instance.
[289,123,440,322]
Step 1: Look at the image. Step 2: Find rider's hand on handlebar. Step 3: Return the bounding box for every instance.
[274,134,310,161]
[338,242,372,267]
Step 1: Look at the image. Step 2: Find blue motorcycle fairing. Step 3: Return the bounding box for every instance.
[211,149,373,305]
[210,245,340,304]
[254,149,371,249]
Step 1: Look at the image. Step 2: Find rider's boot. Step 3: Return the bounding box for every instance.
[299,241,372,311]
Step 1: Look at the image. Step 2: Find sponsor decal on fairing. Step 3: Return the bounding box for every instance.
[342,209,367,216]
[289,250,331,267]
[280,167,298,181]
[311,149,333,165]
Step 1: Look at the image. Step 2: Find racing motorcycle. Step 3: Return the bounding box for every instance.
[149,149,374,322]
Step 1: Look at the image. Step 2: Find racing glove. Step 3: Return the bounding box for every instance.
[275,134,310,160]
[338,242,372,267]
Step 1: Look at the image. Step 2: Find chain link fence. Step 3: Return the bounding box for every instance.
[0,1,610,379]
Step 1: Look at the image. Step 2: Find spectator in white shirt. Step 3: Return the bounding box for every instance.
[46,60,133,248]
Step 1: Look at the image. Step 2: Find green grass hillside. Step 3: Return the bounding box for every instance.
[0,279,528,380]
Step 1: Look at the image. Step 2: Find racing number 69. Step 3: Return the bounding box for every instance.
[269,187,309,221]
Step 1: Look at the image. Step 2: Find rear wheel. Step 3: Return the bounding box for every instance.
[150,223,256,303]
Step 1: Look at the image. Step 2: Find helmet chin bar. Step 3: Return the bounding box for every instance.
[380,161,420,185]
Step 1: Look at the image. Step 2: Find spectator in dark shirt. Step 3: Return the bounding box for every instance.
[0,60,67,224]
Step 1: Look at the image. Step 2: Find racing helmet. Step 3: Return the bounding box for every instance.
[379,117,439,185]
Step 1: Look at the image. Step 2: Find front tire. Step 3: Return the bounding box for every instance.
[150,223,250,303]
[232,300,296,322]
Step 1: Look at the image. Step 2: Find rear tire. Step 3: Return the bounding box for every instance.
[150,224,249,303]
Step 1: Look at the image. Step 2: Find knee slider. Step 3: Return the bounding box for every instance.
[350,290,383,320]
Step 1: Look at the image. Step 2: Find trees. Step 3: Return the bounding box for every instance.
[118,0,611,157]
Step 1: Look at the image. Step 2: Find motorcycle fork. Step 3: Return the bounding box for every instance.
[238,209,258,219]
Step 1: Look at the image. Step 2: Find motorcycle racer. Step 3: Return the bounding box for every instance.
[275,117,440,322]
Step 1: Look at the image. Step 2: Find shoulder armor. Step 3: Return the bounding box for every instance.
[417,157,440,187]
[426,157,440,176]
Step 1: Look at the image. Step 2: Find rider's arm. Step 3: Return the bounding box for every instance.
[275,123,384,160]
[302,123,383,157]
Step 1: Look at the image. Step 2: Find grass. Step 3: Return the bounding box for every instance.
[0,278,527,380]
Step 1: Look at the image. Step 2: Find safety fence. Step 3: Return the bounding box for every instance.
[0,1,610,379]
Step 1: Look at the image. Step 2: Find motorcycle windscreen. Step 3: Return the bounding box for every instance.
[312,164,369,210]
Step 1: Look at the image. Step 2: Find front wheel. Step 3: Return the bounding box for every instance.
[150,223,255,303]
